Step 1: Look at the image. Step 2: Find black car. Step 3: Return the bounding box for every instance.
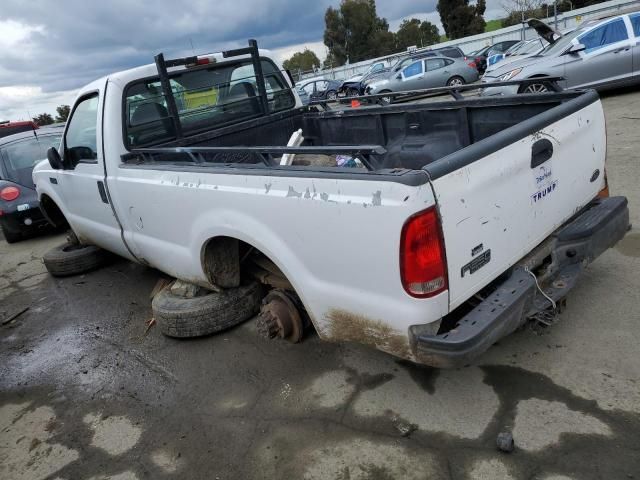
[0,125,64,243]
[467,40,520,74]
[298,79,342,103]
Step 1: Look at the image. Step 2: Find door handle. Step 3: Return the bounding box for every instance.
[97,181,109,204]
[531,139,553,168]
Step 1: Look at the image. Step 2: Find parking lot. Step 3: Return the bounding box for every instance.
[1,87,639,480]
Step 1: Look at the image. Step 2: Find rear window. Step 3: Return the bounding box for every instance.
[0,134,61,186]
[124,58,295,148]
[441,48,462,58]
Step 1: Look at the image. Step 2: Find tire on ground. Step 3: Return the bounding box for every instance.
[152,281,264,338]
[43,243,108,277]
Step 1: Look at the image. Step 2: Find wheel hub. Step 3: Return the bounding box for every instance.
[256,290,304,343]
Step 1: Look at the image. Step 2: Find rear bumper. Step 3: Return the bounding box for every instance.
[0,206,48,234]
[410,196,630,367]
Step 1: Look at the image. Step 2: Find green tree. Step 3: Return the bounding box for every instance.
[33,113,54,126]
[55,105,70,123]
[282,49,321,75]
[323,0,395,67]
[395,18,440,50]
[437,0,486,39]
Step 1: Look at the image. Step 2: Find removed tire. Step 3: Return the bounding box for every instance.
[43,242,108,277]
[153,281,264,338]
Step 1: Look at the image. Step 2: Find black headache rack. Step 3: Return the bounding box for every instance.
[309,76,565,108]
[154,39,271,140]
[122,145,387,171]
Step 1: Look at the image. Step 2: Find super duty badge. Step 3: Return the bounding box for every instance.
[461,250,491,277]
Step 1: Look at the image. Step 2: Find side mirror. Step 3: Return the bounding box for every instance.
[47,147,64,170]
[567,43,586,54]
[396,74,402,80]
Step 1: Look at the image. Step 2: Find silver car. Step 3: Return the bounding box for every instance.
[366,56,479,101]
[483,13,640,95]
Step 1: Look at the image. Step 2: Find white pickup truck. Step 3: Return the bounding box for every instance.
[33,41,629,367]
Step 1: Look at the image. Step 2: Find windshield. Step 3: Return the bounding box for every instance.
[504,42,525,55]
[517,40,544,55]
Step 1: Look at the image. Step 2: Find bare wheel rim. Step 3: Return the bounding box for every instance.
[524,83,548,93]
[448,77,464,87]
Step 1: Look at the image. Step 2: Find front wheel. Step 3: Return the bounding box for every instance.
[447,76,465,87]
[326,90,337,100]
[347,87,359,97]
[378,90,392,105]
[519,82,549,94]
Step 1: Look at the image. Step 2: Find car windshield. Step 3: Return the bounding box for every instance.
[516,40,544,55]
[504,42,525,55]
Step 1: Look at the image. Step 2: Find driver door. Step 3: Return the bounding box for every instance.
[400,60,425,91]
[566,17,633,88]
[56,89,125,255]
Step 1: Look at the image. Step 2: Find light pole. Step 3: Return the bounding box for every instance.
[554,0,558,29]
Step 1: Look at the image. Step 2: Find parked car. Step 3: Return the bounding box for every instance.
[341,47,470,97]
[0,125,64,243]
[366,56,480,102]
[467,40,521,74]
[483,13,640,95]
[338,62,388,96]
[298,79,342,103]
[485,38,547,73]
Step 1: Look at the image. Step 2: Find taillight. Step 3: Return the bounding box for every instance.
[0,186,20,201]
[400,207,448,298]
[467,61,477,68]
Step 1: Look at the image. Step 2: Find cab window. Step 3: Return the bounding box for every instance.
[402,61,423,78]
[64,94,99,167]
[124,59,295,148]
[578,18,628,53]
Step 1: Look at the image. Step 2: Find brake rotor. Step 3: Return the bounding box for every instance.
[256,289,304,343]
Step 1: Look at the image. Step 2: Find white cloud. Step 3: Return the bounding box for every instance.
[0,19,44,48]
[0,86,76,122]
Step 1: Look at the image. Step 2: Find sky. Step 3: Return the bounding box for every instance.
[0,0,505,121]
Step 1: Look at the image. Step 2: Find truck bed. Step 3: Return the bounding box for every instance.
[125,90,594,176]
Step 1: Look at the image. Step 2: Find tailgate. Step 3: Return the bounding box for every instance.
[427,93,606,309]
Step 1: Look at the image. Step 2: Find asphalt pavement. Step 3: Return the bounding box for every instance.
[1,87,639,480]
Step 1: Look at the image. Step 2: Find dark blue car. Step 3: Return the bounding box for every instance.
[0,125,64,243]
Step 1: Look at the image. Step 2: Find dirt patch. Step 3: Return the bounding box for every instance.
[323,309,412,361]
